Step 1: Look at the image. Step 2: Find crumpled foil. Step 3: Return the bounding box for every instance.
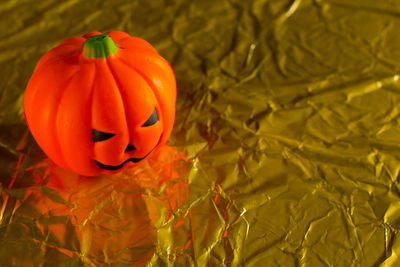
[1,0,400,266]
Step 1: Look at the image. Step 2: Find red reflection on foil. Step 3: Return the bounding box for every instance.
[25,145,188,265]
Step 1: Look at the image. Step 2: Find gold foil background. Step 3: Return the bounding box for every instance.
[1,0,400,266]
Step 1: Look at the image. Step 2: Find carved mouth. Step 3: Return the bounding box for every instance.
[94,151,152,170]
[94,135,162,171]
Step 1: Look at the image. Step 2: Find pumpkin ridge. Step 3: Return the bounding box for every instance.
[116,56,163,100]
[31,67,80,171]
[116,56,167,141]
[53,70,83,171]
[115,36,158,54]
[102,60,131,143]
[34,38,85,75]
[116,54,172,90]
[56,63,97,174]
[87,64,97,165]
[33,53,79,82]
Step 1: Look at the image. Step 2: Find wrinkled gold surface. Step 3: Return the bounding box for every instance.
[1,0,400,266]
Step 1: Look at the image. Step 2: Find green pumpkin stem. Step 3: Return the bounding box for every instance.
[82,34,118,59]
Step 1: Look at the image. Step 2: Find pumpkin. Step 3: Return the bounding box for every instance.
[24,31,177,176]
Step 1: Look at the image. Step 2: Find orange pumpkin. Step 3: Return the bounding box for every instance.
[24,31,177,176]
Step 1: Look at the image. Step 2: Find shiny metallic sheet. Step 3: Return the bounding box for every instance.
[1,0,400,266]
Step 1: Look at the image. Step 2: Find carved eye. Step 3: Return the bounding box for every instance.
[92,129,115,142]
[142,108,159,127]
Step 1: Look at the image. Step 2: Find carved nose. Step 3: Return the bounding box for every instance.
[125,144,136,152]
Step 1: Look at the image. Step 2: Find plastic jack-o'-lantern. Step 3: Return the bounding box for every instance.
[24,31,177,176]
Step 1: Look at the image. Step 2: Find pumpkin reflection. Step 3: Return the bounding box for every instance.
[29,146,187,265]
